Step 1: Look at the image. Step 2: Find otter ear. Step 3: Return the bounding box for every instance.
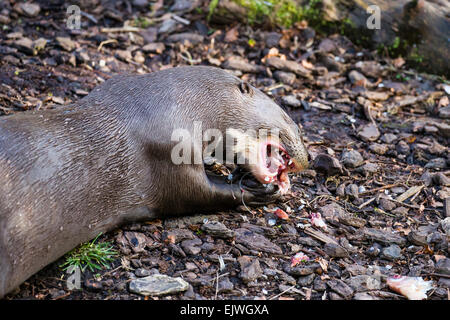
[239,81,253,96]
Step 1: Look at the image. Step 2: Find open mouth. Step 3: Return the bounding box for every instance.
[250,140,297,194]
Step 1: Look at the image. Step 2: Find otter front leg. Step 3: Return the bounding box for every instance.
[206,173,282,208]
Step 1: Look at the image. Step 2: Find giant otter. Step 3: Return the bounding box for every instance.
[0,66,308,298]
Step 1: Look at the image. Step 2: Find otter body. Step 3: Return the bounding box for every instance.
[0,66,308,298]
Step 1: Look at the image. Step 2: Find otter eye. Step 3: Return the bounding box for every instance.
[239,81,252,95]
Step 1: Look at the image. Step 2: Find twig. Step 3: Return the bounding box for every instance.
[269,284,296,300]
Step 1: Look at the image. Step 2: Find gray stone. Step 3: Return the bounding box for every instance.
[14,37,35,55]
[440,217,450,236]
[201,221,235,239]
[381,244,403,260]
[324,242,348,258]
[363,228,406,246]
[346,275,382,292]
[56,37,76,52]
[348,70,368,85]
[358,123,380,142]
[170,0,199,12]
[424,157,447,169]
[379,197,396,211]
[284,263,319,276]
[354,292,381,300]
[381,133,398,144]
[166,33,204,45]
[18,2,41,17]
[369,143,389,155]
[235,228,282,254]
[408,230,429,246]
[435,258,450,276]
[281,95,302,108]
[265,57,311,78]
[327,279,354,299]
[396,140,410,155]
[273,71,296,85]
[129,274,189,296]
[439,105,450,119]
[181,238,202,255]
[297,274,315,287]
[341,149,364,168]
[312,154,344,176]
[218,277,234,293]
[238,256,263,283]
[222,55,265,73]
[158,19,178,34]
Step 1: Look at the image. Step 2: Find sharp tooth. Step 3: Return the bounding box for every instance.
[288,159,293,165]
[264,176,270,182]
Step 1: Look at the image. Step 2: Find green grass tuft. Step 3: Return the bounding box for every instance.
[60,233,118,273]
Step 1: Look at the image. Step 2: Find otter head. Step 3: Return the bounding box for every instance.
[225,80,309,195]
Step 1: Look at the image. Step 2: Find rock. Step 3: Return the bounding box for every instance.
[363,91,390,101]
[345,184,359,199]
[396,140,410,155]
[133,51,145,64]
[166,33,204,45]
[158,19,178,34]
[218,277,234,293]
[180,238,202,255]
[0,14,10,24]
[238,256,263,283]
[123,231,150,253]
[348,70,369,86]
[346,275,382,292]
[338,213,366,228]
[381,244,403,260]
[56,37,76,52]
[201,221,235,239]
[366,243,382,257]
[14,37,36,55]
[357,162,379,176]
[354,292,381,300]
[140,27,158,44]
[265,57,311,78]
[133,0,149,7]
[16,2,41,17]
[284,263,319,276]
[379,198,396,211]
[273,71,296,85]
[327,279,354,299]
[84,279,103,291]
[142,42,165,54]
[323,243,348,258]
[297,274,315,287]
[354,60,385,78]
[313,278,327,291]
[435,258,450,276]
[318,38,336,53]
[362,228,406,246]
[222,55,265,73]
[281,95,301,108]
[235,228,282,254]
[320,202,346,220]
[408,230,429,246]
[439,105,450,119]
[369,143,389,155]
[312,154,344,175]
[425,158,447,170]
[381,133,398,144]
[358,123,380,142]
[135,268,155,277]
[341,149,364,168]
[162,228,195,243]
[129,274,189,296]
[170,0,199,12]
[115,49,132,62]
[441,217,450,236]
[264,32,282,47]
